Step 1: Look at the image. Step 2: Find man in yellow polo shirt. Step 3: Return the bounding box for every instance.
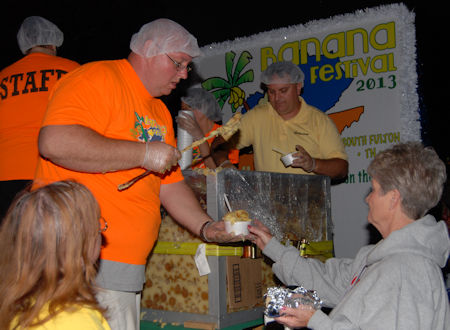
[236,61,348,180]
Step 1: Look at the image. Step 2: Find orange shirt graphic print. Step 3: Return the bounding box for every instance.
[133,112,167,143]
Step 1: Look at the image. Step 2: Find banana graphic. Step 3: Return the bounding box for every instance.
[228,87,245,109]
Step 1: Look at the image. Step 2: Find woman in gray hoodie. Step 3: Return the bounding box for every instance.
[249,141,450,329]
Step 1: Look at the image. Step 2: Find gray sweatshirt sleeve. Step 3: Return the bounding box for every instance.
[263,238,355,307]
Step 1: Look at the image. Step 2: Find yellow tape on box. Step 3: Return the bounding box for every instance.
[300,240,334,260]
[153,241,243,256]
[152,240,333,259]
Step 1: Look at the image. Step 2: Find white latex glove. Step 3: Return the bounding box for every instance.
[203,220,252,243]
[176,114,203,140]
[142,141,181,173]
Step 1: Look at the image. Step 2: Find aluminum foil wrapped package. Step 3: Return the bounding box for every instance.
[264,286,322,318]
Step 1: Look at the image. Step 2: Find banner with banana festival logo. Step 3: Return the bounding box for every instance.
[193,3,419,257]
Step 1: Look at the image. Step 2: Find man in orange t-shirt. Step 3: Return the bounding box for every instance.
[35,18,241,330]
[0,16,79,219]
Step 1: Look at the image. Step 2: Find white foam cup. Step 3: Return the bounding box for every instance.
[225,220,250,235]
[280,152,297,167]
[177,110,194,170]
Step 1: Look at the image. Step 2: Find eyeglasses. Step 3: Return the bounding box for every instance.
[99,216,108,233]
[166,54,192,73]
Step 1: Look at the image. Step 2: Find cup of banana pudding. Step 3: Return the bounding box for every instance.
[223,210,251,235]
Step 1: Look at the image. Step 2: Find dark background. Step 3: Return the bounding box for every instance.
[1,0,448,164]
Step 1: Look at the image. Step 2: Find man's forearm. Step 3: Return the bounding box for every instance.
[313,158,348,179]
[160,180,212,236]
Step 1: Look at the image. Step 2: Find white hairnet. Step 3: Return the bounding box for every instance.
[181,88,222,122]
[260,61,305,85]
[17,16,63,54]
[130,18,201,58]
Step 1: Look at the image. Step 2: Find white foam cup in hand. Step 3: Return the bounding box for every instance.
[225,220,250,235]
[177,110,194,170]
[280,152,297,167]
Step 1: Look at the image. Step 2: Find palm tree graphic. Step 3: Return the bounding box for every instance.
[202,50,254,113]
